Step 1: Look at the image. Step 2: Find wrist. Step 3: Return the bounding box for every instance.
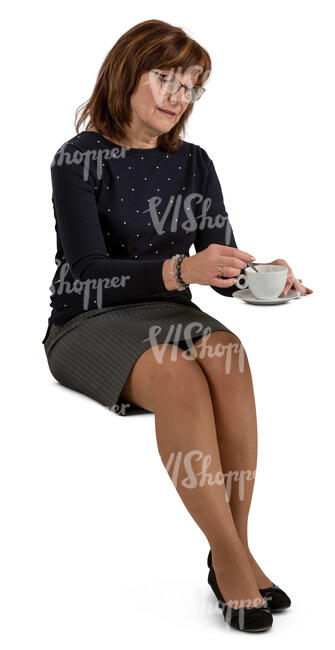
[162,259,177,291]
[179,255,193,286]
[162,255,193,291]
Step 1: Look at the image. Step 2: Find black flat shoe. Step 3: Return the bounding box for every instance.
[207,566,273,632]
[207,549,291,613]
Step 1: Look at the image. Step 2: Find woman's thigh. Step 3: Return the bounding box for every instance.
[120,342,208,413]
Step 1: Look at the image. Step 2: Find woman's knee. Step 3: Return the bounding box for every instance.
[119,343,209,412]
[191,330,247,374]
[149,343,206,380]
[150,346,211,409]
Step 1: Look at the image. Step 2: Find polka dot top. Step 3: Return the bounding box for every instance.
[42,131,238,343]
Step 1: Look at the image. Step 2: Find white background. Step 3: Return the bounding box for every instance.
[1,1,334,647]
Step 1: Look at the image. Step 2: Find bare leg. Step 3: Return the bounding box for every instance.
[120,343,266,608]
[190,331,273,588]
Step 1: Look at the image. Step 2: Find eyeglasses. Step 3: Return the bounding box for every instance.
[152,69,206,103]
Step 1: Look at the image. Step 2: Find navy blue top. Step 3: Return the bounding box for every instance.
[42,131,239,343]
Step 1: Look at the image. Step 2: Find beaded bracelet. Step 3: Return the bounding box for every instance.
[169,254,183,290]
[169,254,180,290]
[169,253,189,290]
[175,253,190,290]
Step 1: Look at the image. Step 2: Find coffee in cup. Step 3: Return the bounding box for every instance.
[235,265,288,299]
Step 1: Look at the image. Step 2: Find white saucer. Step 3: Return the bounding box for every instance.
[232,287,301,305]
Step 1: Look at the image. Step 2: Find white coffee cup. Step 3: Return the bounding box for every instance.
[235,264,288,299]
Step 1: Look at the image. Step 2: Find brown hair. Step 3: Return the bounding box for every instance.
[75,19,211,153]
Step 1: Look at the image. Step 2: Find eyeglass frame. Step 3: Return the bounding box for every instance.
[151,69,206,103]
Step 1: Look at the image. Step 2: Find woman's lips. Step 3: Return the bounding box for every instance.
[157,107,176,117]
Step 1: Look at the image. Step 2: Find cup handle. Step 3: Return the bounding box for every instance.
[235,273,248,290]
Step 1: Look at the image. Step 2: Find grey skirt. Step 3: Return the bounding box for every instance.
[43,300,236,416]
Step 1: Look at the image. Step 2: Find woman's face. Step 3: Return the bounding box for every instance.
[129,67,199,137]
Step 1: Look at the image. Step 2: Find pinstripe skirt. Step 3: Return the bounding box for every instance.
[43,300,236,416]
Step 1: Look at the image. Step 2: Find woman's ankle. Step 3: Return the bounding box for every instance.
[210,537,250,570]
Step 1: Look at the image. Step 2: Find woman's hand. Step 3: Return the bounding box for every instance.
[175,244,256,289]
[268,258,313,296]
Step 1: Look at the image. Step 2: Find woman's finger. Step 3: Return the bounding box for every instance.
[214,265,247,277]
[281,273,294,296]
[217,246,255,263]
[210,276,239,288]
[293,276,308,294]
[281,282,293,296]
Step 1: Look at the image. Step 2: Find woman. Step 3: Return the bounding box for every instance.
[42,19,312,632]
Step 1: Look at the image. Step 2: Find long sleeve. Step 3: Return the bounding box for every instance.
[194,157,243,297]
[50,146,168,301]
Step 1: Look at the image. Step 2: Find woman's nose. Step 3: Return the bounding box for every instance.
[168,87,186,104]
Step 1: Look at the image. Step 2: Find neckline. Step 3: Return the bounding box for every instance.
[82,130,160,152]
